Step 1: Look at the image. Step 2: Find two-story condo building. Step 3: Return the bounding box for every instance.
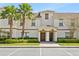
[0,9,79,42]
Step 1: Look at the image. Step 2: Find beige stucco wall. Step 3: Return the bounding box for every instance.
[0,10,79,39]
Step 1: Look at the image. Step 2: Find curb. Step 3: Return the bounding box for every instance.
[0,46,79,48]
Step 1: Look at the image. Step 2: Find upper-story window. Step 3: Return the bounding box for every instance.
[70,19,75,27]
[45,13,49,19]
[59,19,64,26]
[31,20,35,26]
[71,22,75,26]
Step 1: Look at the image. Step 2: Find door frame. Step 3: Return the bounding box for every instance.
[40,30,46,42]
[49,30,54,42]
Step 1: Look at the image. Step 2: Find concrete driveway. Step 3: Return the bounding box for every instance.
[0,48,79,56]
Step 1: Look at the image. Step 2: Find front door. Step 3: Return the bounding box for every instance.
[40,31,45,42]
[49,31,53,41]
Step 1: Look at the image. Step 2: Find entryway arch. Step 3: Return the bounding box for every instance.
[38,26,57,42]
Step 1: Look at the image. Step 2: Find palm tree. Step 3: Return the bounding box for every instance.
[0,5,17,38]
[18,3,33,38]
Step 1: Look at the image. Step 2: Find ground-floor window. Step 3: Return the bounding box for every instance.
[24,32,29,37]
[65,32,70,38]
[0,32,10,38]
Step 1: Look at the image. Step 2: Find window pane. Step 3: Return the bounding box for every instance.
[65,32,70,38]
[59,22,63,26]
[45,13,49,19]
[31,20,35,26]
[59,19,64,26]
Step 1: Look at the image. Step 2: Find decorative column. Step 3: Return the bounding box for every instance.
[53,31,57,42]
[38,32,40,42]
[46,31,49,41]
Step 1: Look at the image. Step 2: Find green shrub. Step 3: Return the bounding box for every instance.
[57,39,79,43]
[0,37,7,42]
[23,37,37,39]
[5,39,18,43]
[0,39,39,43]
[4,39,28,43]
[27,39,39,43]
[57,38,76,39]
[12,37,38,40]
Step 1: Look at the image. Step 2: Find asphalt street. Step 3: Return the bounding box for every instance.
[0,48,79,56]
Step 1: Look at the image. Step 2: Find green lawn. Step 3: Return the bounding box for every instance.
[58,43,79,46]
[0,43,39,47]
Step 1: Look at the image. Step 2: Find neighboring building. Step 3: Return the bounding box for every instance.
[0,10,79,42]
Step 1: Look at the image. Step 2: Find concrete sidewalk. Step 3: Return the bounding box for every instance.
[40,42,60,47]
[0,42,61,48]
[1,42,79,48]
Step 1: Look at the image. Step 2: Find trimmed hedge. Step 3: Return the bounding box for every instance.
[0,39,39,43]
[0,37,38,39]
[0,37,39,43]
[0,37,7,41]
[4,39,28,43]
[27,39,39,43]
[13,37,38,39]
[57,38,76,39]
[57,39,79,43]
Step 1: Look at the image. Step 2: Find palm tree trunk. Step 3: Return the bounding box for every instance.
[9,19,13,38]
[21,14,25,38]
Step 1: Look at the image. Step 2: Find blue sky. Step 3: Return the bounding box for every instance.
[0,3,79,12]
